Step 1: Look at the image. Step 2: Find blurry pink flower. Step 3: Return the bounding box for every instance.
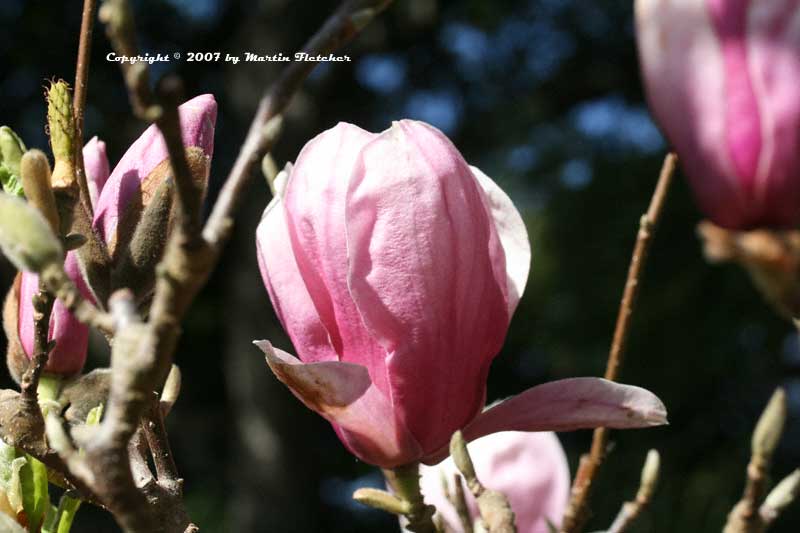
[419,431,570,533]
[13,94,216,376]
[636,0,800,229]
[255,120,667,468]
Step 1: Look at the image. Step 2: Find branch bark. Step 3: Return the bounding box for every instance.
[31,1,397,532]
[560,153,676,533]
[72,0,98,217]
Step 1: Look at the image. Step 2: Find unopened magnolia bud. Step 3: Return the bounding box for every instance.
[752,388,787,461]
[450,431,478,491]
[352,488,411,515]
[0,193,62,273]
[637,449,661,502]
[763,469,800,519]
[20,150,59,232]
[111,173,174,298]
[46,80,76,191]
[160,364,181,416]
[46,81,74,163]
[0,127,26,197]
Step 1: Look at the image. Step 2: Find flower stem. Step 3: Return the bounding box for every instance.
[383,463,437,533]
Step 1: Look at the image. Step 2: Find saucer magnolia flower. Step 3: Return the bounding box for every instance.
[4,254,91,377]
[419,431,570,533]
[92,94,216,260]
[636,0,800,229]
[5,95,216,377]
[255,120,667,468]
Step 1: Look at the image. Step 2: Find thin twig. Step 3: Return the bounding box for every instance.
[561,153,676,533]
[142,392,180,486]
[607,450,660,533]
[383,464,438,533]
[73,0,97,216]
[724,389,787,533]
[25,284,55,392]
[40,263,115,336]
[14,283,55,445]
[450,431,515,533]
[154,79,203,235]
[203,0,394,246]
[451,474,474,533]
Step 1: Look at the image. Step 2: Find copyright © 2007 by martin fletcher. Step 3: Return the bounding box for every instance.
[105,52,351,65]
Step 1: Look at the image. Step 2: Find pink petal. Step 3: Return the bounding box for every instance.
[707,0,762,191]
[256,169,336,363]
[18,252,90,375]
[93,94,217,243]
[419,378,666,463]
[419,432,570,533]
[345,120,509,455]
[470,166,531,317]
[82,136,110,210]
[282,123,388,386]
[636,0,748,228]
[255,340,422,467]
[746,1,800,226]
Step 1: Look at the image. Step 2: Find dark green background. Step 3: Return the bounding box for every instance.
[1,0,799,531]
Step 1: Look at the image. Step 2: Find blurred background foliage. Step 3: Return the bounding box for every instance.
[1,0,799,531]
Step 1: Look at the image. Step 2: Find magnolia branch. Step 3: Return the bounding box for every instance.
[17,1,398,532]
[448,474,474,533]
[72,0,98,217]
[561,153,676,533]
[41,263,115,335]
[443,431,516,533]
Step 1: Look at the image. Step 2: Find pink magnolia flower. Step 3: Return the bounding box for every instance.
[15,255,91,375]
[419,431,570,533]
[93,94,217,254]
[636,0,800,229]
[13,94,216,376]
[255,120,667,468]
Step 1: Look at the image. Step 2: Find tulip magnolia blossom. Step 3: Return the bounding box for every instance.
[636,0,800,229]
[11,94,216,376]
[92,94,217,256]
[419,431,570,533]
[255,120,667,468]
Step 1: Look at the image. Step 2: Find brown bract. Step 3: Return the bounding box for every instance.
[698,221,800,318]
[3,275,26,384]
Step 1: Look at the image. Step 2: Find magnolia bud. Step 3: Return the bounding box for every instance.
[20,150,59,232]
[46,80,76,190]
[92,94,216,300]
[752,388,787,461]
[0,193,62,273]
